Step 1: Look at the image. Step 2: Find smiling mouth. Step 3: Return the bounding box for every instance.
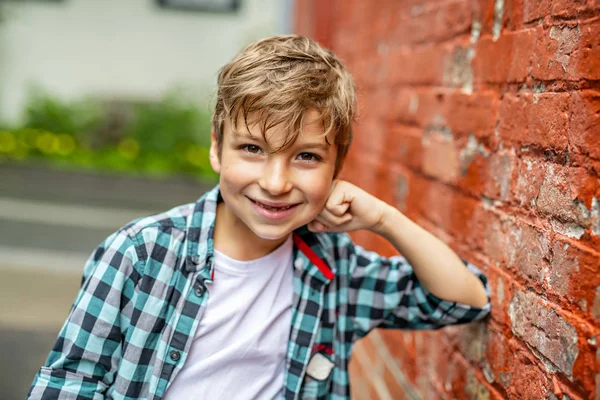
[248,198,299,211]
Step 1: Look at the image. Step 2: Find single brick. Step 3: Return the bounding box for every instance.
[548,240,580,298]
[551,0,598,18]
[513,154,546,208]
[405,172,483,249]
[482,149,516,202]
[352,50,389,89]
[388,125,423,170]
[421,130,460,184]
[532,24,581,80]
[392,0,472,45]
[353,117,387,156]
[473,29,535,83]
[509,290,579,376]
[444,91,499,138]
[392,88,438,127]
[523,0,551,23]
[569,90,600,160]
[571,20,600,80]
[388,43,449,86]
[506,352,552,399]
[498,92,569,149]
[510,221,551,283]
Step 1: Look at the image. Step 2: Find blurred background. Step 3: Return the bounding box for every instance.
[0,0,291,397]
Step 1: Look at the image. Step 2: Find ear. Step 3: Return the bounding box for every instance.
[209,129,221,174]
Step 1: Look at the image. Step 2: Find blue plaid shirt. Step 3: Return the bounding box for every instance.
[28,185,490,400]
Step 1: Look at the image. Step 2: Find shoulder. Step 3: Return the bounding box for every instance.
[318,231,353,250]
[313,231,387,268]
[86,201,197,268]
[123,202,196,236]
[82,196,210,285]
[114,202,196,260]
[312,231,356,265]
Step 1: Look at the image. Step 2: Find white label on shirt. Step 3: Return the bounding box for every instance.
[306,352,335,381]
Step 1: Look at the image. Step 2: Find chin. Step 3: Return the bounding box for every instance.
[249,219,307,241]
[255,233,289,241]
[251,226,293,241]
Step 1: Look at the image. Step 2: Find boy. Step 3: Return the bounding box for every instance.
[28,35,490,400]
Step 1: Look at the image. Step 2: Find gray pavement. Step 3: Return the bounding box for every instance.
[0,265,81,398]
[0,164,214,399]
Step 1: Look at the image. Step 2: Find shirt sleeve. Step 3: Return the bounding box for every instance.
[347,242,491,339]
[27,229,141,400]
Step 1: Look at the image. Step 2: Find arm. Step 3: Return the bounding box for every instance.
[345,238,490,337]
[309,180,490,336]
[373,206,488,308]
[27,230,140,399]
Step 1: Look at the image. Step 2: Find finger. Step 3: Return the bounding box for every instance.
[323,220,354,233]
[319,208,353,227]
[310,212,354,233]
[315,214,332,228]
[326,182,353,217]
[312,214,339,232]
[319,216,355,233]
[308,220,327,232]
[327,201,350,217]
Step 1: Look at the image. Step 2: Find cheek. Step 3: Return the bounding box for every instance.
[301,177,332,208]
[220,158,256,187]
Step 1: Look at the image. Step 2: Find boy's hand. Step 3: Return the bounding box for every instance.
[308,180,391,234]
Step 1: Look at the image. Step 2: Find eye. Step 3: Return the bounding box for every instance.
[297,152,321,162]
[241,144,262,154]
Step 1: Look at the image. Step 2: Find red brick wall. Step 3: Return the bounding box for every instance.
[295,1,600,399]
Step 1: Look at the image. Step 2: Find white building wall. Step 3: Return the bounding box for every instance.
[0,0,288,122]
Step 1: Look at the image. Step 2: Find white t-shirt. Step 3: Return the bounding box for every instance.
[163,235,294,400]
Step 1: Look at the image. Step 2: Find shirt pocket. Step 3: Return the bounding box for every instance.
[301,375,333,400]
[301,352,335,399]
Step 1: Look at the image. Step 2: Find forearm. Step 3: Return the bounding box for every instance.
[374,205,488,308]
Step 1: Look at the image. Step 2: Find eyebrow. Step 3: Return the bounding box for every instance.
[298,142,329,152]
[232,132,329,151]
[232,131,259,139]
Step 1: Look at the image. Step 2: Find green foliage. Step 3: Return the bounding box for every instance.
[23,89,103,144]
[0,89,217,182]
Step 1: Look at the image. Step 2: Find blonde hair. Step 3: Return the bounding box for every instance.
[212,35,356,175]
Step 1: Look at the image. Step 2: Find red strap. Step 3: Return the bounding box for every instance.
[293,233,334,280]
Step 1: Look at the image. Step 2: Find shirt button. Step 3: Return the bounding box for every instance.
[294,259,303,270]
[170,350,180,362]
[194,285,205,297]
[194,278,207,297]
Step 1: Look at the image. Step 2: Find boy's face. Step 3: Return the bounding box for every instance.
[210,110,337,241]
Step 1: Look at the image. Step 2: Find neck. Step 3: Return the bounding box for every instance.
[213,202,290,261]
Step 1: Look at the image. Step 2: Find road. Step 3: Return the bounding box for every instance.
[0,164,213,399]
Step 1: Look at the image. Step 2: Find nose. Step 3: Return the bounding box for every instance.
[258,157,292,195]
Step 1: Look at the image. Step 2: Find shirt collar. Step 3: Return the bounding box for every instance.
[183,185,219,275]
[183,185,335,283]
[292,226,336,284]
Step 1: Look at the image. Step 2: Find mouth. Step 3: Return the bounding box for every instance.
[247,197,300,211]
[247,196,301,220]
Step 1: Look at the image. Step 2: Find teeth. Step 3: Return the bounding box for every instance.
[256,201,292,211]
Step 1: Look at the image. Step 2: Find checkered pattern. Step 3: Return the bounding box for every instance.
[27,185,490,400]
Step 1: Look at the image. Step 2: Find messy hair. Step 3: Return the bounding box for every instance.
[212,35,356,175]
